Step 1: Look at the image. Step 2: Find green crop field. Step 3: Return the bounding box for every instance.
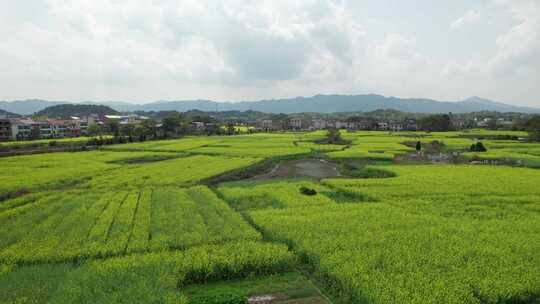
[0,186,260,263]
[0,136,114,149]
[1,130,540,303]
[238,165,540,303]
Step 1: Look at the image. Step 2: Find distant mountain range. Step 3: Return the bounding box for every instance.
[1,95,538,115]
[0,109,20,118]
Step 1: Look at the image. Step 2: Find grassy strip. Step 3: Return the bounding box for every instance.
[0,241,294,304]
[184,271,326,304]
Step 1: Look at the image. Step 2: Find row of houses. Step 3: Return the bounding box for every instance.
[475,117,514,128]
[1,112,519,141]
[0,113,158,141]
[0,117,93,141]
[103,114,149,125]
[311,118,420,131]
[258,116,517,132]
[259,117,420,132]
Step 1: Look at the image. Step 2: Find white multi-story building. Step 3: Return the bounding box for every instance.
[389,121,404,132]
[312,119,328,130]
[0,119,11,141]
[289,117,303,130]
[9,119,34,140]
[191,121,205,130]
[35,121,52,138]
[334,121,348,129]
[261,119,273,129]
[5,116,97,140]
[377,122,389,130]
[49,120,69,137]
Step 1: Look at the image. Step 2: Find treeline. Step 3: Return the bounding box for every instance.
[526,115,540,142]
[88,112,242,140]
[418,114,452,132]
[416,114,540,139]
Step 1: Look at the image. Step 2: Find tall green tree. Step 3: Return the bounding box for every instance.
[226,123,235,135]
[105,119,120,137]
[140,119,158,139]
[419,114,452,132]
[133,125,145,141]
[526,116,540,142]
[471,141,487,152]
[326,128,343,144]
[87,124,104,136]
[162,112,184,136]
[119,124,135,137]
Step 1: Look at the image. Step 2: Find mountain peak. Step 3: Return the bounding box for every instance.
[462,96,509,107]
[465,96,482,101]
[464,96,490,103]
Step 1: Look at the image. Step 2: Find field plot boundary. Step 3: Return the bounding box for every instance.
[0,185,264,265]
[2,131,540,303]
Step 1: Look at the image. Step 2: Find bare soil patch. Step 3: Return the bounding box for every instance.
[250,159,341,180]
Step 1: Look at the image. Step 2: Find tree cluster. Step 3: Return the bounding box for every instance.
[324,128,351,145]
[525,115,540,142]
[36,104,119,118]
[418,114,452,132]
[470,142,487,152]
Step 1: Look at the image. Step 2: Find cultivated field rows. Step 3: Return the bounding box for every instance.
[0,186,260,264]
[1,130,540,303]
[224,166,540,303]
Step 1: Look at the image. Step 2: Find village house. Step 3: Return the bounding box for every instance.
[496,118,514,129]
[475,118,491,128]
[191,121,206,130]
[451,118,467,130]
[261,119,273,130]
[260,119,284,131]
[312,118,328,130]
[48,120,69,138]
[32,120,52,139]
[288,116,304,130]
[103,115,123,121]
[104,114,147,125]
[403,119,418,131]
[0,119,11,141]
[377,122,389,130]
[69,117,89,136]
[334,120,348,129]
[346,116,370,130]
[9,119,33,140]
[389,121,404,132]
[2,116,95,141]
[324,119,336,129]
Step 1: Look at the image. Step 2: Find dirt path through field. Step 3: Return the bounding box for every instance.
[250,159,340,180]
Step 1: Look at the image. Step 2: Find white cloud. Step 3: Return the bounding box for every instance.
[439,0,540,105]
[451,10,481,29]
[0,0,372,101]
[442,61,482,78]
[0,1,538,106]
[489,0,540,76]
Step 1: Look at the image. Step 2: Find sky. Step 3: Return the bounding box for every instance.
[0,0,539,107]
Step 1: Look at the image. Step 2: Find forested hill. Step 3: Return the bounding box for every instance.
[36,104,119,118]
[0,109,19,118]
